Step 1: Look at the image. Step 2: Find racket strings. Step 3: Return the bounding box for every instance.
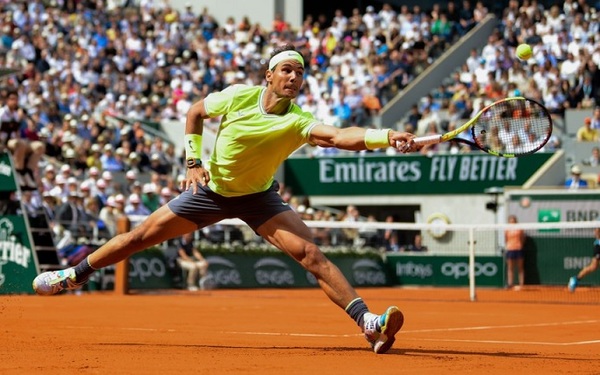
[472,100,551,155]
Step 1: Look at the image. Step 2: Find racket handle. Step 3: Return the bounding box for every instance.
[412,135,442,146]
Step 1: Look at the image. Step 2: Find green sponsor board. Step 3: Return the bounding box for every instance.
[284,153,553,196]
[92,248,174,291]
[386,255,504,287]
[0,153,17,192]
[127,248,174,290]
[0,216,39,295]
[524,237,600,286]
[202,252,389,288]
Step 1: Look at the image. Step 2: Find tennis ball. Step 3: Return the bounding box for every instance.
[516,44,533,60]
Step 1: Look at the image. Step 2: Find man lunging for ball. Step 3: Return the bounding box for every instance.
[33,44,414,354]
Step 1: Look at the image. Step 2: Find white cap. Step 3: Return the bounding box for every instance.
[89,166,99,176]
[106,196,117,207]
[160,187,172,197]
[143,183,156,194]
[126,170,137,179]
[102,171,113,180]
[129,193,140,203]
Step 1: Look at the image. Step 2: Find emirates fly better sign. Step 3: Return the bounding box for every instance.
[284,153,553,195]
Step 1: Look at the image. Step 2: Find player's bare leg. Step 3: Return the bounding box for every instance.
[256,211,403,353]
[33,205,198,295]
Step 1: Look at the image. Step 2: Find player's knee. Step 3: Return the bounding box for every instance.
[30,141,45,155]
[299,244,326,272]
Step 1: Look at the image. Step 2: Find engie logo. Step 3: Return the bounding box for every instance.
[441,262,498,279]
[352,259,386,285]
[0,218,33,287]
[205,256,242,286]
[254,257,294,286]
[129,256,167,282]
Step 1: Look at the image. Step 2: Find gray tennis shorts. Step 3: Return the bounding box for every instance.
[167,181,292,231]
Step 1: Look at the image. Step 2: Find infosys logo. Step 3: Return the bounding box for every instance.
[352,259,386,285]
[205,256,242,286]
[254,257,294,286]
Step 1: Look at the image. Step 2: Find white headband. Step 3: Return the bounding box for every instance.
[268,50,304,71]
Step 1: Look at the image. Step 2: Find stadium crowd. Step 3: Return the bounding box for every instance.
[1,0,600,252]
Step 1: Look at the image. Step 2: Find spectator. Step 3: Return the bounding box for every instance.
[0,90,45,190]
[124,193,151,216]
[582,146,600,167]
[576,117,597,141]
[565,165,588,190]
[176,232,209,291]
[590,107,600,130]
[383,215,400,252]
[401,233,428,252]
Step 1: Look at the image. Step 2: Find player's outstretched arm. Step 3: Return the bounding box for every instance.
[308,124,417,153]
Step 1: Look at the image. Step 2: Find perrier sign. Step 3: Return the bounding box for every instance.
[0,216,39,295]
[284,153,554,195]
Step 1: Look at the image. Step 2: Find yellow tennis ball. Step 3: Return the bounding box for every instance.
[516,44,533,60]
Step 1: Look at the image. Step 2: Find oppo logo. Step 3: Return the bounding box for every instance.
[206,256,242,285]
[254,257,294,286]
[129,257,166,282]
[441,262,498,279]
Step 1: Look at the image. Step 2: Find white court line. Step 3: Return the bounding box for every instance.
[64,320,600,346]
[406,338,600,346]
[407,319,600,333]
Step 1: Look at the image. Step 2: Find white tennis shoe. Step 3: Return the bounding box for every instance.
[363,306,404,354]
[32,268,87,296]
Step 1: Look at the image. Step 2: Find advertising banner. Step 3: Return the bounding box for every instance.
[386,255,504,287]
[284,153,553,196]
[0,153,17,192]
[507,191,600,286]
[0,216,39,295]
[203,253,389,289]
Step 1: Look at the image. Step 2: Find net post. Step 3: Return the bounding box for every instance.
[114,215,131,295]
[469,227,477,302]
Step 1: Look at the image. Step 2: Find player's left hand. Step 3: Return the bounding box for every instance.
[181,167,210,194]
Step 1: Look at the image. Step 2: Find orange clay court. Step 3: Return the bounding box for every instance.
[2,287,599,375]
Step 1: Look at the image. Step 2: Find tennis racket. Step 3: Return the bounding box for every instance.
[403,97,553,158]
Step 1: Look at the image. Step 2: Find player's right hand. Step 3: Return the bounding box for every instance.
[181,167,210,194]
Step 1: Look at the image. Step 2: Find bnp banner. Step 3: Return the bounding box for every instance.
[0,153,17,192]
[284,153,553,195]
[0,216,39,295]
[386,255,504,287]
[203,253,389,289]
[506,191,600,286]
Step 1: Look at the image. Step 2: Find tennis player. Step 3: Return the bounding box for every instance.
[568,227,600,292]
[33,44,414,354]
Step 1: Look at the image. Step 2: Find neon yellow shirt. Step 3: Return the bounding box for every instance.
[203,84,319,197]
